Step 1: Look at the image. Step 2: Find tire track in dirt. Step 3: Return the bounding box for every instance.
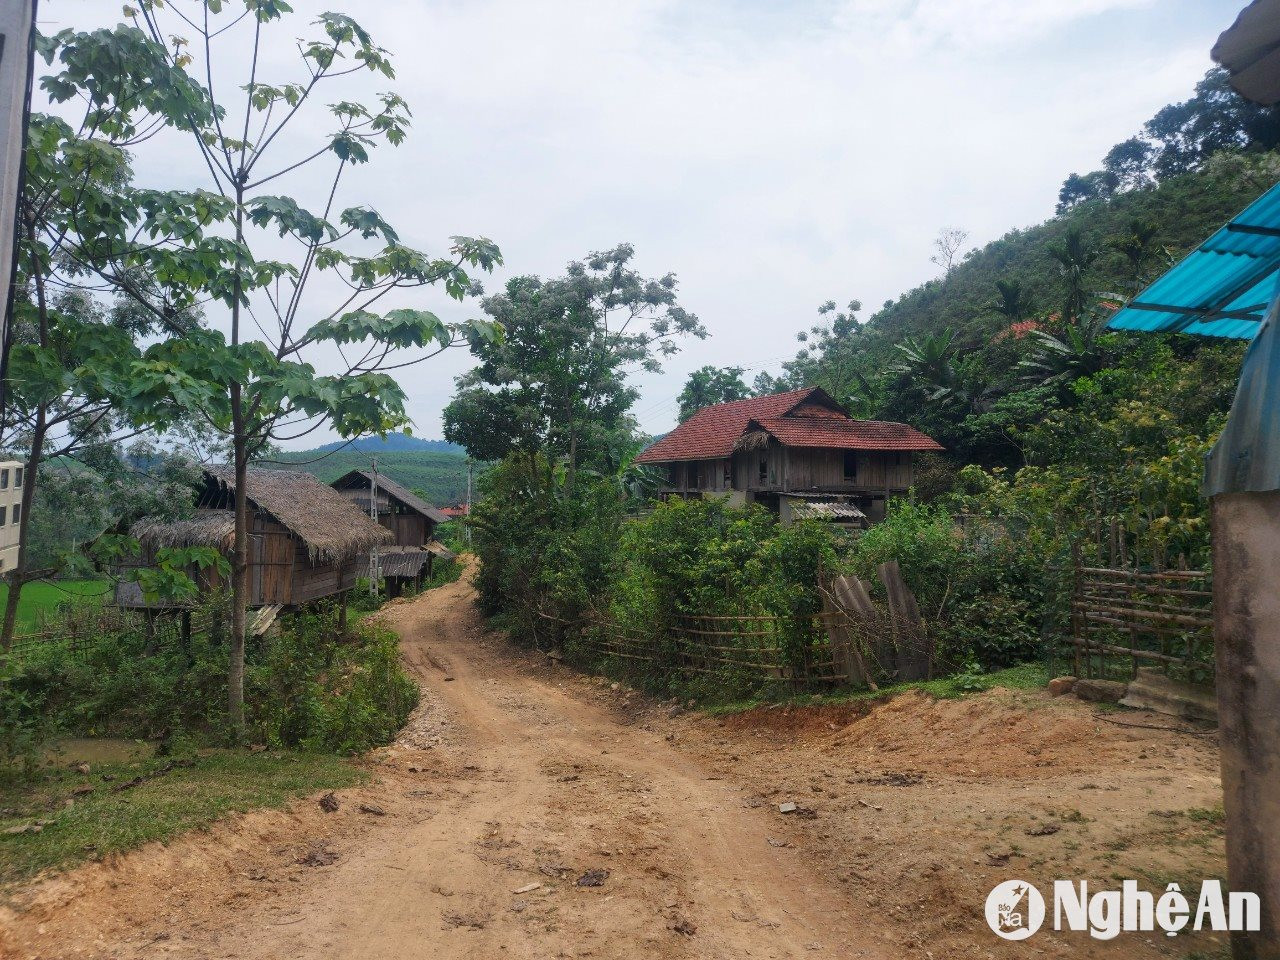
[1,567,886,960]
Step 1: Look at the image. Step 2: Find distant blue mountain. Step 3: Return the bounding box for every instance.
[311,433,465,455]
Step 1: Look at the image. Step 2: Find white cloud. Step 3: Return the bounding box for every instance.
[44,0,1237,443]
[836,0,1159,49]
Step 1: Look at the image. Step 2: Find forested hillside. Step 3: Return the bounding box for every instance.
[309,433,465,455]
[865,152,1277,346]
[273,447,471,506]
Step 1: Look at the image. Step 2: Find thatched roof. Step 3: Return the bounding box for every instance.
[734,429,772,453]
[208,466,392,561]
[333,469,449,524]
[132,510,236,551]
[133,467,393,563]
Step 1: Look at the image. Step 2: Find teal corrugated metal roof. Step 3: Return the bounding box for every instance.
[1107,180,1280,340]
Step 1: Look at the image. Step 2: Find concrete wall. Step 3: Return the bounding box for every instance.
[1212,491,1280,959]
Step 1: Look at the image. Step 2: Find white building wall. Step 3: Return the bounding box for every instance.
[0,460,27,573]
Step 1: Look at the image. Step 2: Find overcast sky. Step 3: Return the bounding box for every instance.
[47,0,1245,447]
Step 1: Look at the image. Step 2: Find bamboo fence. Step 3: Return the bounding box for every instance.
[1069,559,1213,684]
[7,604,214,661]
[581,611,851,690]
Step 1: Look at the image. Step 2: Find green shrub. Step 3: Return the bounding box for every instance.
[246,606,418,753]
[0,594,418,778]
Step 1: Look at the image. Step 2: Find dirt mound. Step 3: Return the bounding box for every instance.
[717,699,878,739]
[717,687,1135,777]
[824,688,1126,776]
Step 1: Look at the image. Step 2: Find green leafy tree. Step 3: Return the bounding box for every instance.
[88,3,503,734]
[1105,217,1162,293]
[1016,311,1113,392]
[445,244,704,495]
[887,329,962,403]
[1102,137,1154,191]
[676,365,748,421]
[0,25,233,651]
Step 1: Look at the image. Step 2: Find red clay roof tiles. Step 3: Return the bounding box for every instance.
[634,387,942,463]
[751,416,942,451]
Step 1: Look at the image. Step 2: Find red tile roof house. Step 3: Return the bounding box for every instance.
[633,387,943,525]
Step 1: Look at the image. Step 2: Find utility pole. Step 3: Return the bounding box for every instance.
[465,458,473,548]
[367,456,380,598]
[0,0,38,422]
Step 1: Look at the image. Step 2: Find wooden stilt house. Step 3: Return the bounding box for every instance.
[116,466,393,612]
[331,469,455,595]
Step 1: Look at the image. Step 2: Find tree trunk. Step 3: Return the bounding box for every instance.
[2,225,51,653]
[565,430,577,500]
[226,189,248,741]
[227,424,248,739]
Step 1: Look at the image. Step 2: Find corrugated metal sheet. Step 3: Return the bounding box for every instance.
[786,498,867,521]
[378,551,432,579]
[1107,181,1280,340]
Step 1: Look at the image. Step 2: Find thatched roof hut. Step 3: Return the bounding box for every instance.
[118,467,392,610]
[332,469,449,526]
[196,466,391,561]
[331,468,450,554]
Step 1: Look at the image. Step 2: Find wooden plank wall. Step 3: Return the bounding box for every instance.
[728,444,913,493]
[250,517,295,606]
[391,513,426,547]
[290,538,357,604]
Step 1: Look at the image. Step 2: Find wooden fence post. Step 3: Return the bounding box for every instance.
[878,560,928,681]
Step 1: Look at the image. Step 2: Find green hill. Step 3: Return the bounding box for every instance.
[864,153,1277,347]
[273,447,471,506]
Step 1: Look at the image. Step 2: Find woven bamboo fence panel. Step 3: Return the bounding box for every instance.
[1069,563,1213,684]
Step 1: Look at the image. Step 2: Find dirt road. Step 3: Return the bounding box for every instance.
[1,568,1229,959]
[1,572,890,959]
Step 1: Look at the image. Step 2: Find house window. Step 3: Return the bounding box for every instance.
[0,469,8,490]
[758,457,768,484]
[843,451,858,481]
[12,504,19,525]
[723,462,732,487]
[0,506,7,526]
[14,467,22,488]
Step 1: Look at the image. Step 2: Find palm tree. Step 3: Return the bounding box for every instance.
[889,329,959,397]
[888,329,995,411]
[1106,217,1160,293]
[1016,310,1110,387]
[992,279,1035,323]
[1046,229,1099,324]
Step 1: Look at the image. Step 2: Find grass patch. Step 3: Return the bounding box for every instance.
[0,580,109,633]
[0,749,364,887]
[704,661,1053,717]
[1187,805,1226,826]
